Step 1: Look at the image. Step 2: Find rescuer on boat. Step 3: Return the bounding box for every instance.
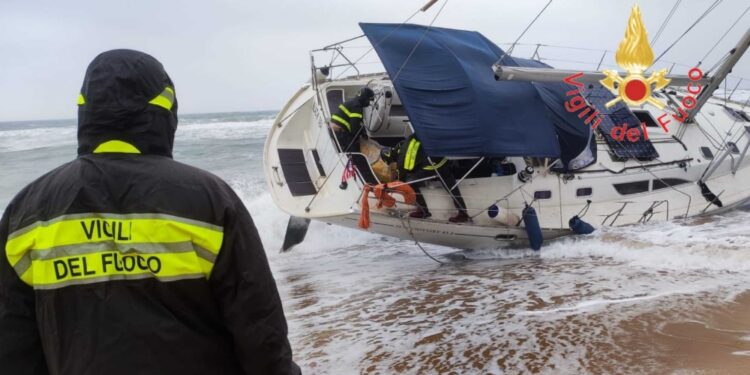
[395,134,470,223]
[0,49,300,375]
[330,86,375,152]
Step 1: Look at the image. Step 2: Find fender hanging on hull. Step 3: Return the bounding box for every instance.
[522,205,543,250]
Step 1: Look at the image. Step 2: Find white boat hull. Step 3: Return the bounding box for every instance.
[264,75,750,250]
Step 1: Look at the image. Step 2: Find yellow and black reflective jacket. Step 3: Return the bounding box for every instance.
[397,134,448,179]
[0,50,299,375]
[330,97,366,135]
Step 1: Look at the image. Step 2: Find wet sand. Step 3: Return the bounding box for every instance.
[288,274,750,374]
[268,211,750,374]
[652,291,750,374]
[275,248,750,374]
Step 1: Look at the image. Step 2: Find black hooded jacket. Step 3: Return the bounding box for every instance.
[0,50,300,375]
[330,94,370,136]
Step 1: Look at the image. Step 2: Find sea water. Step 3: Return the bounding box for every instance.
[2,107,750,374]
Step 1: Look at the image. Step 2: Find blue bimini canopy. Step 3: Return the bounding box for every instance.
[360,23,594,168]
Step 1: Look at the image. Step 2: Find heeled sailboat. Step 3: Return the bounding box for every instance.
[264,3,750,251]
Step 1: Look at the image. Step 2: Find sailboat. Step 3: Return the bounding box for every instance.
[264,2,750,252]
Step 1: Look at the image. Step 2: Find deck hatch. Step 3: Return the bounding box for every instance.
[278,148,317,197]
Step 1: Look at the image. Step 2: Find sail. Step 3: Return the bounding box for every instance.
[360,23,594,168]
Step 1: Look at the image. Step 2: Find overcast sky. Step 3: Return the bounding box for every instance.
[1,0,748,122]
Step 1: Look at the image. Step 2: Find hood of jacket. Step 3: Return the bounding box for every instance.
[77,49,178,157]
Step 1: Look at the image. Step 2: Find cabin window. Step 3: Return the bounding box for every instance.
[576,187,592,197]
[534,190,552,200]
[632,110,660,128]
[613,180,650,195]
[653,178,691,190]
[727,142,740,154]
[700,147,714,159]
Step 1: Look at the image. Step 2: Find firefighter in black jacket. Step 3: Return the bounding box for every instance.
[0,50,300,375]
[329,87,375,152]
[396,134,470,223]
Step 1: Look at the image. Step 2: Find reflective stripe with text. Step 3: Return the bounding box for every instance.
[5,213,223,289]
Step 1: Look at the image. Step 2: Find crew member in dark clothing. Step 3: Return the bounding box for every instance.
[330,87,375,152]
[396,134,470,223]
[0,49,300,375]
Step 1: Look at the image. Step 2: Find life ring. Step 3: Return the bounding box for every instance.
[358,182,417,229]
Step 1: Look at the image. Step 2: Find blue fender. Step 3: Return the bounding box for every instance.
[522,205,543,250]
[568,215,595,235]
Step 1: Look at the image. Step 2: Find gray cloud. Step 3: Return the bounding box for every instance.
[1,0,748,121]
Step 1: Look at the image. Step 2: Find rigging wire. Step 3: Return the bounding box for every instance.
[651,0,682,46]
[699,3,750,68]
[652,0,723,66]
[390,0,449,83]
[704,51,731,75]
[498,0,553,64]
[332,6,423,80]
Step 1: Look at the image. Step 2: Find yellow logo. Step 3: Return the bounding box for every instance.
[600,4,670,109]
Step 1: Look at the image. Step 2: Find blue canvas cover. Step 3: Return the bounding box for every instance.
[360,23,595,168]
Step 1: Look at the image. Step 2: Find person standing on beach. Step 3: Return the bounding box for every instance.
[0,49,300,375]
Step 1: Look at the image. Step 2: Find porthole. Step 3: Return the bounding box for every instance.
[534,190,552,200]
[576,187,592,197]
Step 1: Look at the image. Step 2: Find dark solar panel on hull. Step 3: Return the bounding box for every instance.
[278,149,318,197]
[582,86,659,161]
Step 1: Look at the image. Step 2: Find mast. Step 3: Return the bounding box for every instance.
[687,26,750,122]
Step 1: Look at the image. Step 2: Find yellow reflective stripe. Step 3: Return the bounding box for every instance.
[148,86,175,111]
[423,157,448,170]
[93,140,141,154]
[404,139,420,171]
[27,251,208,290]
[6,214,223,287]
[77,94,85,105]
[331,115,352,131]
[338,104,362,119]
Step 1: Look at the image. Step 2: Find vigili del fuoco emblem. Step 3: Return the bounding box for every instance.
[600,4,671,109]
